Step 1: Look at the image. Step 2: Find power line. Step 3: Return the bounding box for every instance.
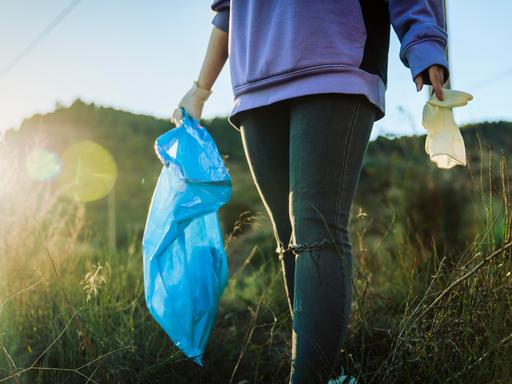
[0,0,83,80]
[467,67,512,91]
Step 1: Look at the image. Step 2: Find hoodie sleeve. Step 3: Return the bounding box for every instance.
[388,0,449,85]
[211,0,230,34]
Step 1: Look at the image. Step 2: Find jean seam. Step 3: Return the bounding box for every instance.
[333,100,360,354]
[335,101,360,246]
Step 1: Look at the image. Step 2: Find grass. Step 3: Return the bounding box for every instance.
[1,137,511,383]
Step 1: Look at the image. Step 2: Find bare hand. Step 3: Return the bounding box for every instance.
[414,65,446,101]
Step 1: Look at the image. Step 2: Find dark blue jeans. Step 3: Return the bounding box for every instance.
[237,93,377,383]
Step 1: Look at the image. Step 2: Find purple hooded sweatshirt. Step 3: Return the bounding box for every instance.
[211,0,450,131]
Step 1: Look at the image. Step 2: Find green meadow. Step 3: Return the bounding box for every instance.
[1,99,511,383]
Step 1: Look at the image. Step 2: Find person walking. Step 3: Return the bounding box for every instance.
[172,1,449,383]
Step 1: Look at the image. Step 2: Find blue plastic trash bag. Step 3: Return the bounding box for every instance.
[142,107,231,366]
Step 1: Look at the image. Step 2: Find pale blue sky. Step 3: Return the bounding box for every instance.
[1,1,511,140]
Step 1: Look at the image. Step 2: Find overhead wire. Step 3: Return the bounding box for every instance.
[466,67,512,91]
[0,0,83,80]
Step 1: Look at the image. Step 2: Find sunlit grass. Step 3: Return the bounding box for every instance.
[0,130,511,383]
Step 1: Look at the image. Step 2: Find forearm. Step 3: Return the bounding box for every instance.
[388,0,449,85]
[196,26,229,91]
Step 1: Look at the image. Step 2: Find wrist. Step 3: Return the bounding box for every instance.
[194,80,212,93]
[192,80,213,103]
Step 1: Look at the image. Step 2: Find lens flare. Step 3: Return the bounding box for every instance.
[25,149,60,180]
[58,141,117,202]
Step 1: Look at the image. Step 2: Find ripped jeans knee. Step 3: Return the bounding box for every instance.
[275,238,349,260]
[275,240,294,261]
[288,238,346,253]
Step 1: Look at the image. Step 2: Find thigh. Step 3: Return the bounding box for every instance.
[288,93,376,246]
[238,101,293,253]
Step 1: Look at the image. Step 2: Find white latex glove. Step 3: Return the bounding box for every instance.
[171,81,213,126]
[422,88,473,169]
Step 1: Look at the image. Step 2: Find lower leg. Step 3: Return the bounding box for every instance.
[289,240,353,384]
[277,244,296,318]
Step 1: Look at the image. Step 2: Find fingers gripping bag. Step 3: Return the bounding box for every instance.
[142,107,232,366]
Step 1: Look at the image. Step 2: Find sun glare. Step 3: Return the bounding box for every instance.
[57,141,117,202]
[25,149,60,181]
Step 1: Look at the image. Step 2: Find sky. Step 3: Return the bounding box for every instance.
[1,1,511,141]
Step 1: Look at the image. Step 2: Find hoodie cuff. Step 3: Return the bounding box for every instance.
[405,39,450,86]
[212,9,229,33]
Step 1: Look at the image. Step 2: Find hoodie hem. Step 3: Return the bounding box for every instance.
[228,67,386,131]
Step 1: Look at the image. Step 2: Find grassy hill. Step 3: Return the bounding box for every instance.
[2,99,512,383]
[4,99,262,248]
[5,98,511,257]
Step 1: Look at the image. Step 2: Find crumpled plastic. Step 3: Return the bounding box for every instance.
[422,88,473,169]
[142,107,232,366]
